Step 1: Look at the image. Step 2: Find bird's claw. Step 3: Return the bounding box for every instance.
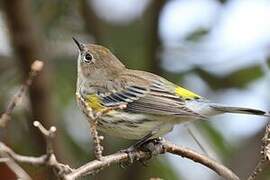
[119,146,137,168]
[119,137,164,168]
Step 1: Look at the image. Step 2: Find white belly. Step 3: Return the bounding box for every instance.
[96,111,175,140]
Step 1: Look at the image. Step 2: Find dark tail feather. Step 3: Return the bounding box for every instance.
[211,105,270,117]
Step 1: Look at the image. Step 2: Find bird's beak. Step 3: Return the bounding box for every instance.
[72,37,84,51]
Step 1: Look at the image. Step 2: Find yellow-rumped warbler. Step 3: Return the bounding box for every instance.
[73,38,269,146]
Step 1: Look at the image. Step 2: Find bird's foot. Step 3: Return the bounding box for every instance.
[119,137,164,168]
[119,145,138,168]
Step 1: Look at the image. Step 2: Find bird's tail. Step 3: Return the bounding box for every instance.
[210,104,270,117]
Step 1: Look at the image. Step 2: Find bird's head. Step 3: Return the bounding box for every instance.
[73,37,125,82]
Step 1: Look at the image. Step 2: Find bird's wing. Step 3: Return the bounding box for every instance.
[98,71,205,118]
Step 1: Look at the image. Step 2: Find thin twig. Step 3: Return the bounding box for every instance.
[0,148,32,180]
[0,121,72,178]
[0,142,47,165]
[0,60,44,179]
[4,157,32,180]
[76,93,127,160]
[247,122,270,180]
[89,119,104,160]
[33,121,56,155]
[76,93,104,160]
[0,60,44,127]
[0,141,72,177]
[0,157,9,163]
[32,121,72,175]
[185,124,209,156]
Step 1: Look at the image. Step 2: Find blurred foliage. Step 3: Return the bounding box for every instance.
[32,0,72,33]
[53,56,77,106]
[185,28,209,42]
[198,121,234,159]
[195,65,263,90]
[100,21,152,70]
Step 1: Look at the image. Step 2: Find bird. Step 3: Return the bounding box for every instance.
[73,37,269,148]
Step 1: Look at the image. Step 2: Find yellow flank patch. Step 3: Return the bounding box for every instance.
[85,94,104,111]
[175,86,201,100]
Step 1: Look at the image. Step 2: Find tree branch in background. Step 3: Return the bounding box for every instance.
[247,122,270,180]
[0,60,44,127]
[0,60,45,179]
[0,121,72,179]
[2,1,57,164]
[0,151,31,180]
[1,129,240,180]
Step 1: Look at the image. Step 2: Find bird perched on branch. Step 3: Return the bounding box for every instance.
[73,38,269,149]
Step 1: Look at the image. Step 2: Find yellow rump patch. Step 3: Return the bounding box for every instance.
[175,86,201,100]
[85,95,104,111]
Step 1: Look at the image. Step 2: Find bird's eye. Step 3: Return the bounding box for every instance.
[84,53,93,62]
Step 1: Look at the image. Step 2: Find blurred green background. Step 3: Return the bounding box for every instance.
[0,0,270,179]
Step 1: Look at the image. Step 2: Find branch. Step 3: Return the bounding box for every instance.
[3,1,58,161]
[0,142,47,165]
[0,149,32,180]
[1,125,239,180]
[0,121,72,177]
[32,121,72,175]
[247,122,270,180]
[163,141,239,180]
[63,139,239,180]
[0,60,44,127]
[0,60,44,179]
